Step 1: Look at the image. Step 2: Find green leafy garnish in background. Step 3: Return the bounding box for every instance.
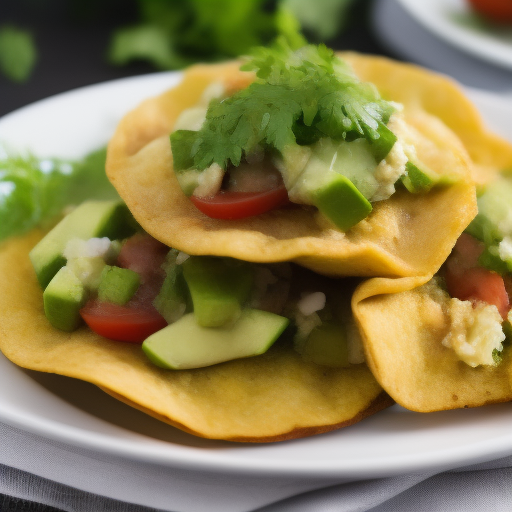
[0,25,37,82]
[107,0,356,70]
[281,0,356,40]
[0,147,119,241]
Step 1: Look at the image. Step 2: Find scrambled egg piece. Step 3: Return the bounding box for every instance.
[442,299,505,367]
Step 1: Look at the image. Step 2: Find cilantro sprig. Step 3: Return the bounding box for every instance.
[171,41,395,172]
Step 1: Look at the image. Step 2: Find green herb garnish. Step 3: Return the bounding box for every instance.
[0,147,119,242]
[171,41,395,172]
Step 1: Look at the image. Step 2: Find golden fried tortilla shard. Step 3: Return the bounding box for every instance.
[106,55,477,278]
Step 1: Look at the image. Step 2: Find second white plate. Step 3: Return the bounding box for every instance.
[397,0,512,70]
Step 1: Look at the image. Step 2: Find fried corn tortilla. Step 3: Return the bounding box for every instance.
[0,231,392,442]
[106,55,477,278]
[352,276,512,412]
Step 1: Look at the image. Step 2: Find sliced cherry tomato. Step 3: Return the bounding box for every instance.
[467,0,512,23]
[190,186,290,220]
[445,233,509,318]
[80,299,167,343]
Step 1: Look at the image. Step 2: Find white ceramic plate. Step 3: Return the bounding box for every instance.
[397,0,512,70]
[1,74,512,480]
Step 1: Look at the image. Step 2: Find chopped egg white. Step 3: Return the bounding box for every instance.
[442,299,505,367]
[192,163,225,198]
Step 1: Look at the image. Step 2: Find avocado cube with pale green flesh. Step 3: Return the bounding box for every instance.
[466,178,512,245]
[142,309,289,370]
[300,321,350,367]
[43,266,88,332]
[182,256,254,327]
[97,265,140,305]
[311,174,372,232]
[401,160,440,193]
[153,264,190,323]
[30,200,135,290]
[367,121,397,162]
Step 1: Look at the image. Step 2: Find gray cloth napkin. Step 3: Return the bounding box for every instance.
[1,420,512,512]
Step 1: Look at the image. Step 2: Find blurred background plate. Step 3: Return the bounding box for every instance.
[396,0,512,70]
[373,0,512,93]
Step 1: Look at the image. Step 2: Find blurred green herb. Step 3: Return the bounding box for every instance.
[107,0,356,70]
[0,147,119,241]
[281,0,355,40]
[0,24,37,82]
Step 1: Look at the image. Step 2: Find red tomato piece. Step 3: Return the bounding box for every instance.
[190,186,290,220]
[81,232,169,343]
[467,0,512,23]
[445,234,510,318]
[80,299,167,343]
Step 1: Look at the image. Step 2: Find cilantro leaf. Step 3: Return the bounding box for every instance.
[0,147,118,241]
[174,41,395,171]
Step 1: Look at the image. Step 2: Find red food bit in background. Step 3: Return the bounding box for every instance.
[467,0,512,23]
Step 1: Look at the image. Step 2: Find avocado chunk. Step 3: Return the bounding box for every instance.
[97,265,140,305]
[466,177,512,245]
[401,160,440,193]
[300,321,350,367]
[465,177,512,272]
[30,200,135,289]
[367,121,397,162]
[43,266,88,331]
[311,174,372,232]
[182,256,254,327]
[142,309,289,370]
[153,262,190,323]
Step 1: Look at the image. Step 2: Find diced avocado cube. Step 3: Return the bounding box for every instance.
[310,138,380,200]
[466,177,512,245]
[300,321,350,368]
[142,309,289,370]
[30,200,136,289]
[182,256,254,327]
[311,174,372,232]
[401,160,440,193]
[367,121,397,162]
[97,265,140,305]
[153,263,190,323]
[43,266,88,332]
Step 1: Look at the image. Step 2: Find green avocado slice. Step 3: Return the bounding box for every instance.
[29,200,135,289]
[142,309,289,370]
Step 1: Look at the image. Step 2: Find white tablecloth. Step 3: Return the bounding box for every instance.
[2,419,512,512]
